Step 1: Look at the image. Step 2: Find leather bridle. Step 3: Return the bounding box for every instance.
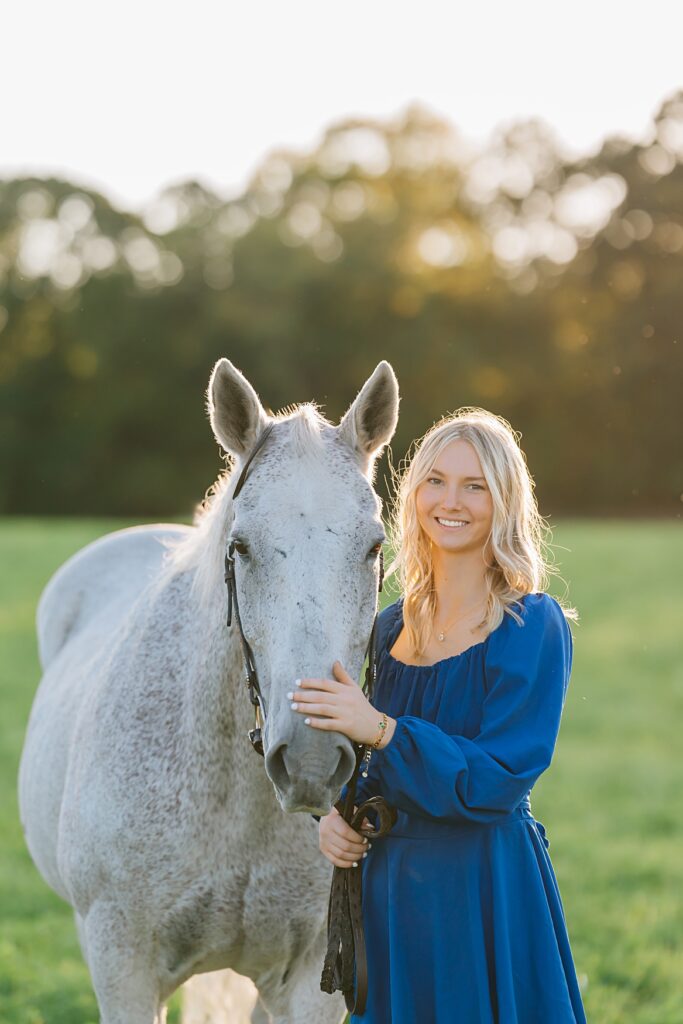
[223,421,397,1015]
[223,422,277,756]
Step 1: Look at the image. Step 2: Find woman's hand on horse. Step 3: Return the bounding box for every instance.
[287,661,396,747]
[319,805,372,869]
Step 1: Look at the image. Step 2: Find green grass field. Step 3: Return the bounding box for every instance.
[1,517,682,1023]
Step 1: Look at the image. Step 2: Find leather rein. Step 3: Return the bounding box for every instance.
[223,422,397,1015]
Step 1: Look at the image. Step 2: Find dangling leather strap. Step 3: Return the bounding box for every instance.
[319,573,398,1016]
[320,764,397,1015]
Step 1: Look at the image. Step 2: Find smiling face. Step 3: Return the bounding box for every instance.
[415,438,494,559]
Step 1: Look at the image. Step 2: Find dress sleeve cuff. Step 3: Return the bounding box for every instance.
[374,715,408,755]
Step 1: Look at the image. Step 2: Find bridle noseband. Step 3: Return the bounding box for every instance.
[223,422,396,1016]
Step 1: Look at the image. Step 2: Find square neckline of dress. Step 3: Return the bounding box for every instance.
[386,593,531,670]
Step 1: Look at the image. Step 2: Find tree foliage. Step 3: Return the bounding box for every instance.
[1,99,681,516]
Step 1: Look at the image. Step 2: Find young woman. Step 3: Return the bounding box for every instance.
[289,408,587,1023]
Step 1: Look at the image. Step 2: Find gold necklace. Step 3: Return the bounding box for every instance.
[434,598,487,642]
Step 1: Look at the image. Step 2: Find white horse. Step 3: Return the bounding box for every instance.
[18,358,399,1024]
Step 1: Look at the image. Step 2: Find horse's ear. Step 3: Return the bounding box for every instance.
[337,361,399,473]
[207,359,270,456]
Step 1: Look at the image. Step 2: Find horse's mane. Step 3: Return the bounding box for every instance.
[159,403,333,608]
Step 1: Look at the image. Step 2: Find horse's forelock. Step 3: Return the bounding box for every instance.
[275,402,332,459]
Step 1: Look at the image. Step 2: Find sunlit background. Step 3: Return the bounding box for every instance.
[1,5,683,1022]
[3,0,683,210]
[1,0,682,518]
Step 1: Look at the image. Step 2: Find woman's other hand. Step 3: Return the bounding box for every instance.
[319,805,371,869]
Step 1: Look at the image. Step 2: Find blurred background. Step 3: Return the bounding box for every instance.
[1,2,682,518]
[1,2,681,1022]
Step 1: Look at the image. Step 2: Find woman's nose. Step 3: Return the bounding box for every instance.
[442,488,465,509]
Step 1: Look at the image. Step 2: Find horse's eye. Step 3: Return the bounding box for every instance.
[233,540,250,557]
[367,542,383,559]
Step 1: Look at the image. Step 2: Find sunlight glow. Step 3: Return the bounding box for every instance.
[286,201,323,240]
[18,219,70,277]
[317,127,391,178]
[608,259,645,300]
[257,155,294,194]
[657,115,683,156]
[553,174,627,237]
[58,193,94,231]
[17,188,53,219]
[216,204,257,238]
[329,181,366,221]
[82,236,118,272]
[50,252,83,289]
[652,220,683,252]
[638,144,676,177]
[418,225,469,268]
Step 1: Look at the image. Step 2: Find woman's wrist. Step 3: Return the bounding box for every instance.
[374,714,397,749]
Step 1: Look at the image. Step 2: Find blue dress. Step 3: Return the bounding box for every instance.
[344,592,587,1024]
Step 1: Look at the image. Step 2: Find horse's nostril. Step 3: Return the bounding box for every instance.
[332,742,357,791]
[265,739,355,796]
[265,741,288,791]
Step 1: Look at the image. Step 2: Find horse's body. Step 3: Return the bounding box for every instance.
[18,360,399,1024]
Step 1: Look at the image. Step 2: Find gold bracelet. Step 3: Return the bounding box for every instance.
[372,713,388,749]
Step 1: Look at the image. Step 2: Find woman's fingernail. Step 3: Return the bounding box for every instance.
[286,691,293,700]
[363,837,368,844]
[290,702,298,710]
[295,678,302,687]
[304,718,311,725]
[352,862,358,868]
[363,852,368,858]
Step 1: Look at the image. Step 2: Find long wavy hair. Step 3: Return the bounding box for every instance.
[385,407,578,658]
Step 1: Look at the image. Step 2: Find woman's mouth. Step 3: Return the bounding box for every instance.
[435,517,469,529]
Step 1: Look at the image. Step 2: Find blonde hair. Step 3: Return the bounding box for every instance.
[385,407,578,657]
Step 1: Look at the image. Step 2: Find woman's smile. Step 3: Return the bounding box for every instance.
[416,439,493,553]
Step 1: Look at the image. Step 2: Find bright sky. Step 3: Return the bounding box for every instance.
[3,0,682,212]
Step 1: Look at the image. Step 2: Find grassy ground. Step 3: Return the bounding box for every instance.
[1,517,682,1023]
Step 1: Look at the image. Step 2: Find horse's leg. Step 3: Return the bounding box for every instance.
[83,899,164,1024]
[257,939,347,1024]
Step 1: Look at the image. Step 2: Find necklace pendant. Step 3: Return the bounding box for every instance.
[438,632,445,642]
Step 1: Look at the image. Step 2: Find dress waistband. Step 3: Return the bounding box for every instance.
[374,792,536,841]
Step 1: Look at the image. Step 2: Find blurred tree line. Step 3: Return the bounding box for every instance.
[0,95,681,518]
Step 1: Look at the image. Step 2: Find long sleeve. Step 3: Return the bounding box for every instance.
[367,594,573,825]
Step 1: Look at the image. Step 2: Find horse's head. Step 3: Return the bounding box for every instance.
[208,358,399,813]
